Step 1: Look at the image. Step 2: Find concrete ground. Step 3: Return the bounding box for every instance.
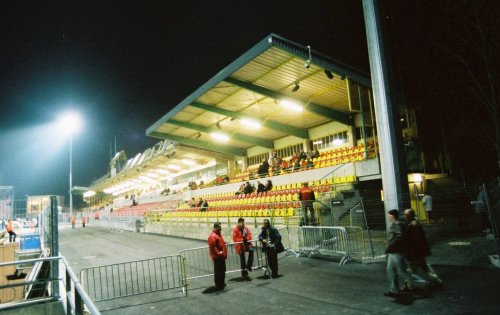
[59,225,500,315]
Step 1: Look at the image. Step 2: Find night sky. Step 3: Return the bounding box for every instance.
[0,1,498,200]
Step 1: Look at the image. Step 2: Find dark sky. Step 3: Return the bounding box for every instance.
[0,1,498,200]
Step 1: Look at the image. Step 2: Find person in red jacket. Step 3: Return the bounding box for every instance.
[232,217,254,279]
[208,222,227,290]
[298,182,316,225]
[6,219,16,242]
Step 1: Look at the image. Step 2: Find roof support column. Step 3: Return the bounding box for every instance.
[363,0,409,231]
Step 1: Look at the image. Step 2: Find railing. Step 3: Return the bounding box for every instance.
[80,255,186,302]
[0,256,100,315]
[180,240,269,282]
[297,226,365,265]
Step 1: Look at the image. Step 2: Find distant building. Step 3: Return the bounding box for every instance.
[0,186,14,218]
[27,195,65,214]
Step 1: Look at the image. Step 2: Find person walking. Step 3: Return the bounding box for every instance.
[258,219,284,278]
[71,216,76,229]
[6,219,16,242]
[232,217,254,279]
[421,193,434,223]
[384,209,414,298]
[404,209,443,288]
[208,222,227,291]
[298,182,316,225]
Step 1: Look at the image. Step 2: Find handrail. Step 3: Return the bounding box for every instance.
[0,255,100,315]
[61,255,101,315]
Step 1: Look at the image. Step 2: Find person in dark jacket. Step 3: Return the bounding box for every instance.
[404,209,443,287]
[256,181,266,193]
[208,222,227,290]
[264,180,273,192]
[258,219,284,278]
[384,209,413,297]
[257,159,270,178]
[298,182,316,225]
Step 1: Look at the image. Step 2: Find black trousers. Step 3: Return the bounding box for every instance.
[213,257,226,289]
[266,248,278,277]
[239,247,254,276]
[8,231,16,242]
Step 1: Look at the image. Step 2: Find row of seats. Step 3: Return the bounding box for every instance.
[146,205,297,220]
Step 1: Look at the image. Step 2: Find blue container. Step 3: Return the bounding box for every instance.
[19,234,41,251]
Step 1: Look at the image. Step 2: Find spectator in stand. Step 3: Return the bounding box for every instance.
[190,197,197,207]
[243,181,254,195]
[268,152,282,175]
[199,180,204,188]
[290,152,299,171]
[196,197,204,207]
[235,183,246,195]
[281,159,290,173]
[265,180,273,191]
[306,158,314,169]
[232,218,254,279]
[223,175,230,183]
[258,159,270,178]
[257,181,266,193]
[298,182,316,225]
[200,199,209,212]
[208,222,227,291]
[300,158,308,171]
[298,150,307,162]
[311,148,320,159]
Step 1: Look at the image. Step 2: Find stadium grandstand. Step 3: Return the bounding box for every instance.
[81,34,412,236]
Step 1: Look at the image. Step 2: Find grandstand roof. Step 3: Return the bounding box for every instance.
[146,33,371,158]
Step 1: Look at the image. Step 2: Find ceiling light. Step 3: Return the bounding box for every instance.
[292,82,300,93]
[313,140,323,145]
[279,99,303,112]
[211,132,230,142]
[154,168,170,175]
[304,45,312,69]
[181,159,196,166]
[167,164,182,171]
[324,70,334,80]
[241,118,261,129]
[146,172,159,178]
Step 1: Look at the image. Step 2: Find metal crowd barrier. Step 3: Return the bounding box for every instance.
[297,226,352,264]
[80,255,186,302]
[0,256,100,315]
[344,226,367,260]
[180,240,269,282]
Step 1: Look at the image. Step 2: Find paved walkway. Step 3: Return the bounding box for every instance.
[59,226,500,315]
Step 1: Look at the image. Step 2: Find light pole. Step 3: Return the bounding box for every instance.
[57,112,82,217]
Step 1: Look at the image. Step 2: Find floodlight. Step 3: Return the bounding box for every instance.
[57,111,82,136]
[292,83,300,93]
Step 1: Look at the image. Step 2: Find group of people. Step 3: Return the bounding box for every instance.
[255,150,319,178]
[235,180,273,195]
[207,218,283,291]
[384,208,443,298]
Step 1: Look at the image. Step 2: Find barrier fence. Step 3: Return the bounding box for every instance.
[298,226,367,263]
[80,255,186,302]
[180,240,269,282]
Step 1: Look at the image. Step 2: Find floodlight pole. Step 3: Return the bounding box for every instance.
[69,135,73,217]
